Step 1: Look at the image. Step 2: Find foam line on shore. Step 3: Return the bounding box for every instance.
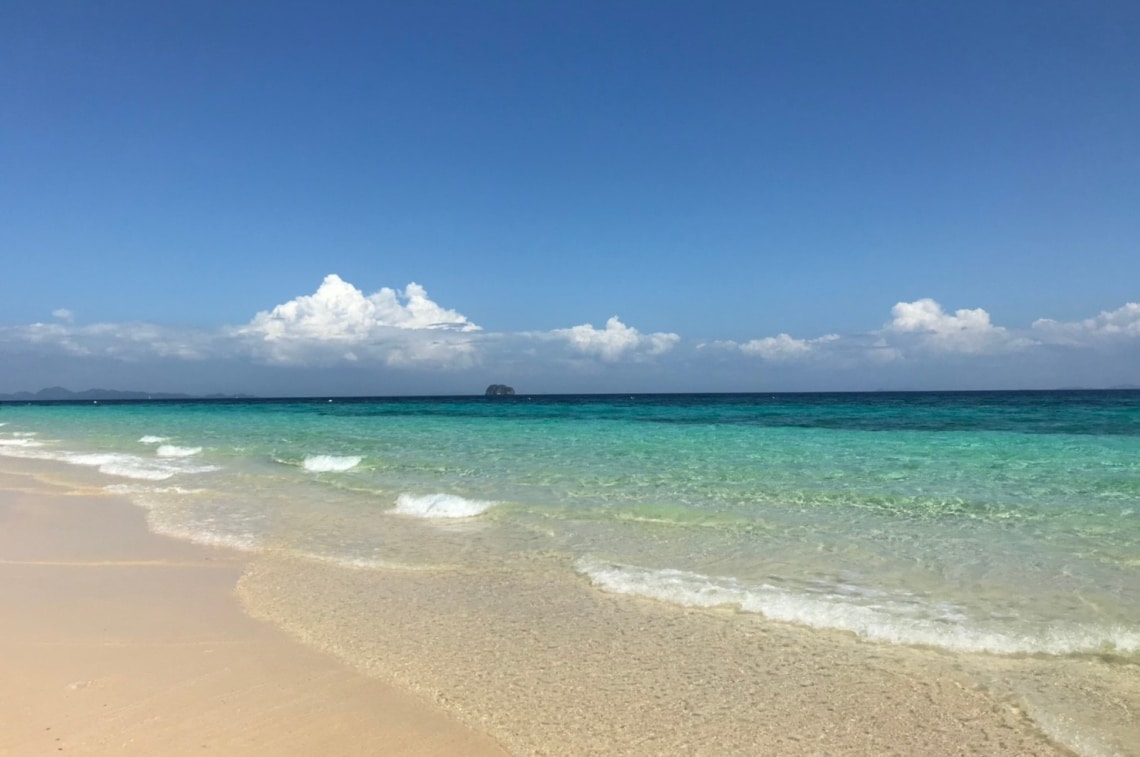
[576,558,1140,657]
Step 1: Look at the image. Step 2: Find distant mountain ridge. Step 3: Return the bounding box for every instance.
[0,386,252,401]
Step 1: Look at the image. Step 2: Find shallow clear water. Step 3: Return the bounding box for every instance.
[3,391,1137,659]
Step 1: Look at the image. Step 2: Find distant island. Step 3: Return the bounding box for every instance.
[484,384,516,396]
[0,386,254,402]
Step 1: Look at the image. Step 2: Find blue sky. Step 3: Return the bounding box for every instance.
[2,1,1138,395]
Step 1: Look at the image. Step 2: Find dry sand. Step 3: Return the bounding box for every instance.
[0,464,507,756]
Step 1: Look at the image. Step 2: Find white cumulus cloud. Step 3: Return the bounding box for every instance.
[241,274,478,342]
[886,298,1027,354]
[552,316,680,361]
[235,274,480,367]
[739,333,840,361]
[2,275,484,371]
[701,333,840,362]
[1032,302,1140,346]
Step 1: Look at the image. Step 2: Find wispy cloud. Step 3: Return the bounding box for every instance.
[0,321,217,361]
[705,333,840,362]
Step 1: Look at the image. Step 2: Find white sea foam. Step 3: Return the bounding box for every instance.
[102,482,259,552]
[156,444,202,458]
[296,551,454,572]
[393,492,496,519]
[105,484,204,496]
[138,435,170,444]
[576,558,1140,657]
[1022,702,1121,757]
[302,454,363,472]
[67,453,185,481]
[0,442,218,481]
[147,517,261,552]
[0,438,43,447]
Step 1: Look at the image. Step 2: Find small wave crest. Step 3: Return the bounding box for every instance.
[576,558,1140,657]
[138,435,170,444]
[0,437,44,448]
[70,452,217,481]
[0,443,218,481]
[302,454,363,472]
[156,444,202,458]
[393,492,496,519]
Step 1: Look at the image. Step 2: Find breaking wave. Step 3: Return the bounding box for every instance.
[0,438,44,448]
[392,492,496,519]
[156,445,202,458]
[0,443,218,481]
[302,455,363,472]
[576,558,1140,657]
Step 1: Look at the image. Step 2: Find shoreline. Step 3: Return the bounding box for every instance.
[0,459,507,756]
[3,453,1132,756]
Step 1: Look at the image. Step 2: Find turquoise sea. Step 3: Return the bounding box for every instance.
[2,391,1138,754]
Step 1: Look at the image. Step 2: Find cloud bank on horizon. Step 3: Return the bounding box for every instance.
[1,274,1138,393]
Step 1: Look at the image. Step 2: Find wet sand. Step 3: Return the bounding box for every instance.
[0,463,507,756]
[1,457,1109,756]
[240,553,1076,757]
